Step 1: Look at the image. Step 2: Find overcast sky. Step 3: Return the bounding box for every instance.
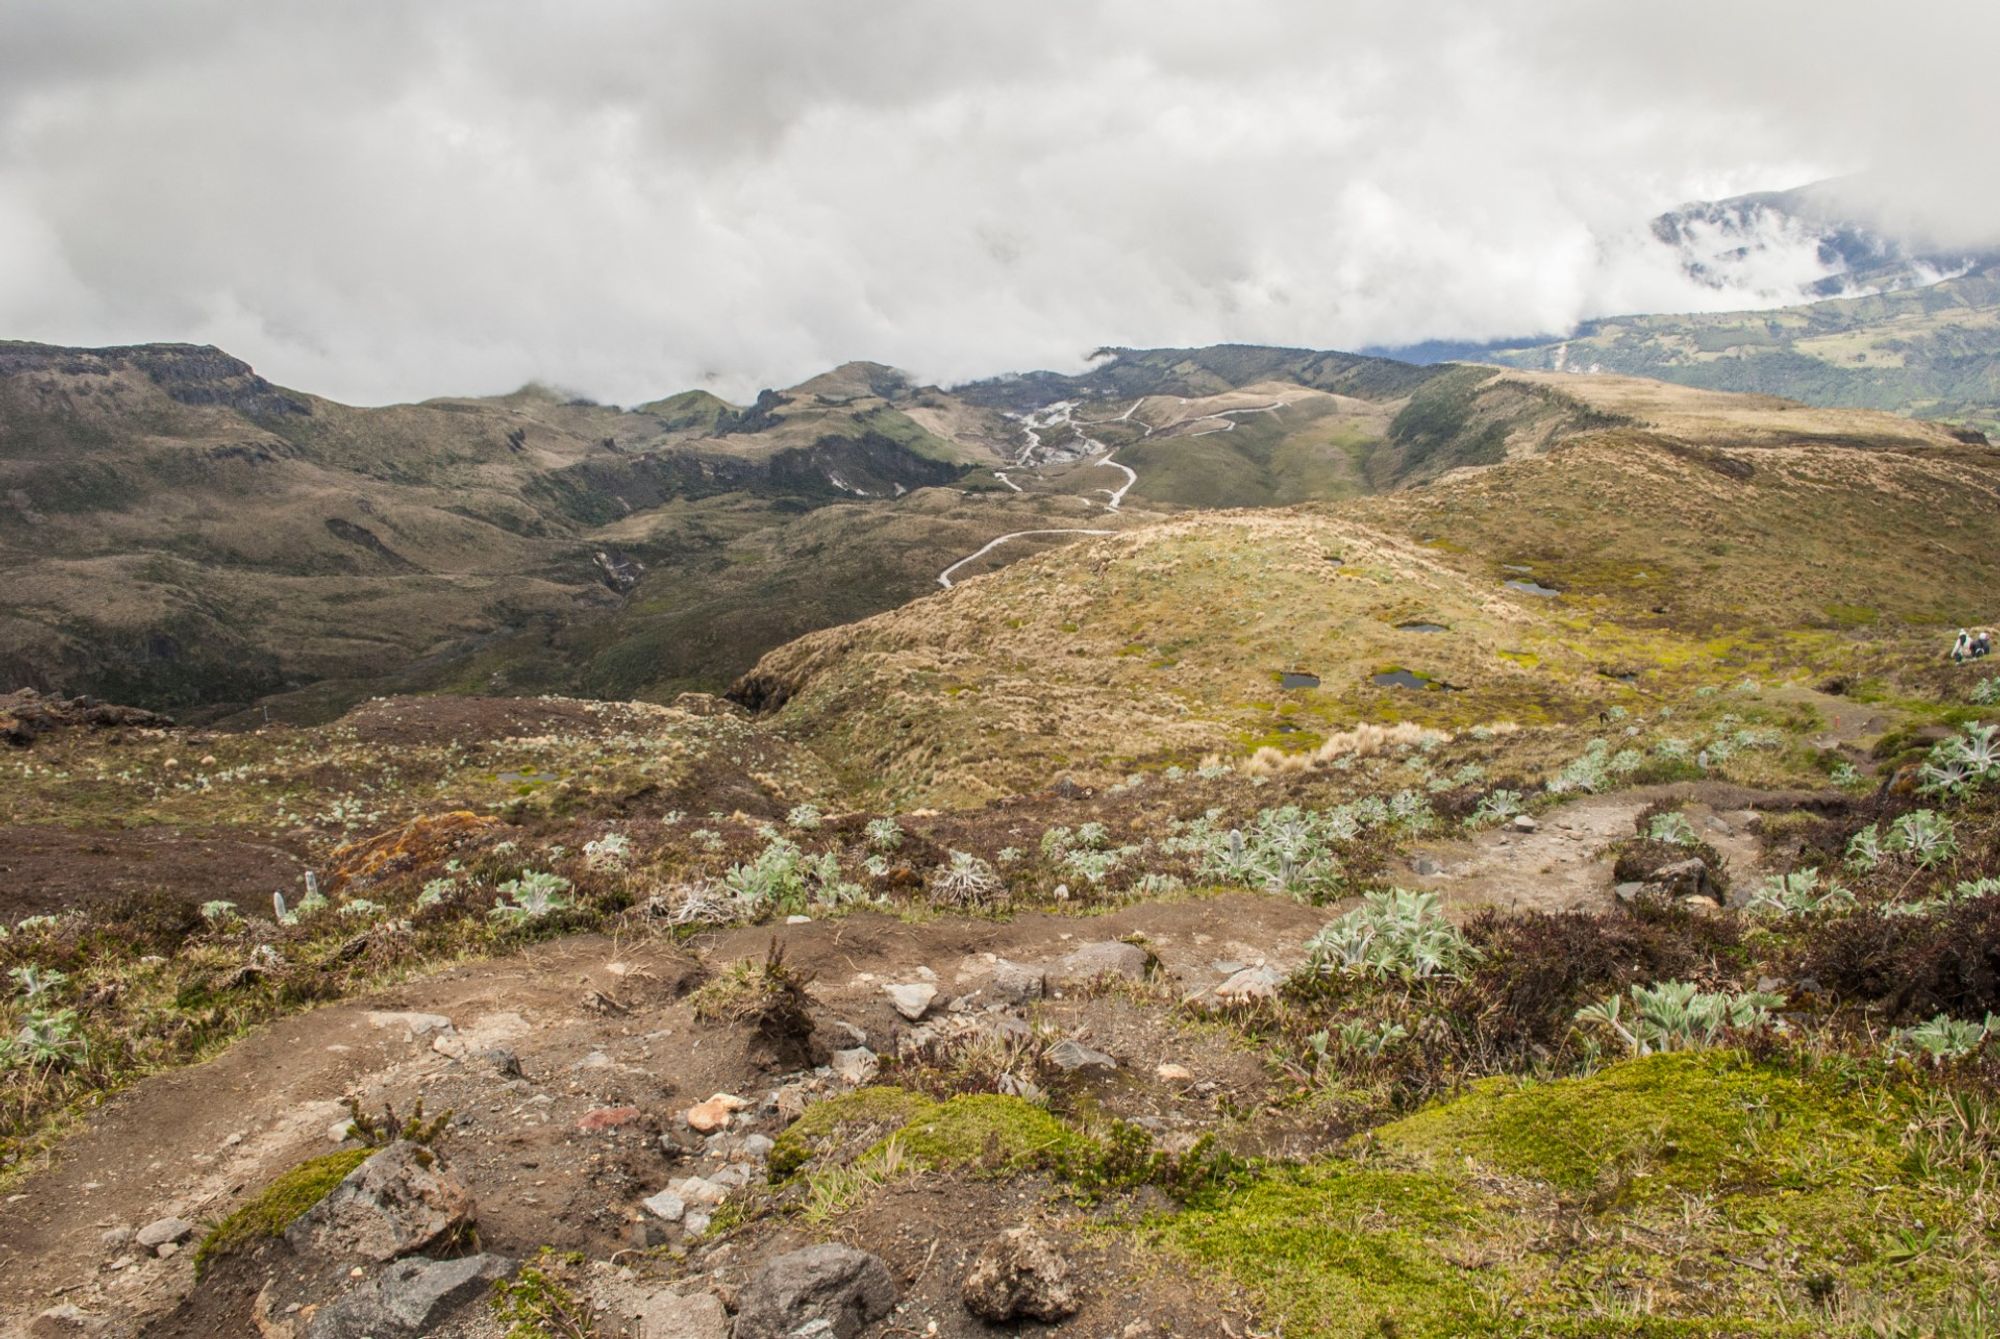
[3,1,1996,405]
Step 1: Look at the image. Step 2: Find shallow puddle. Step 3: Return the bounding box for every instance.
[1504,579,1561,597]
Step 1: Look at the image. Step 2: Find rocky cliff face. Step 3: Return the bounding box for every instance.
[0,341,311,418]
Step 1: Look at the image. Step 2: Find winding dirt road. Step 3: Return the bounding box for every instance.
[937,527,1116,588]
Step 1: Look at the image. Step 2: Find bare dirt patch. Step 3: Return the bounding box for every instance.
[0,826,307,920]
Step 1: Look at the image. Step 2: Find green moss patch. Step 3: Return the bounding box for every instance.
[767,1085,932,1178]
[1155,1053,1987,1337]
[1379,1051,1892,1202]
[889,1093,1091,1173]
[1161,1164,1496,1337]
[193,1147,371,1275]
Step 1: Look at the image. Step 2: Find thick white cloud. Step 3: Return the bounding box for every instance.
[2,0,1994,404]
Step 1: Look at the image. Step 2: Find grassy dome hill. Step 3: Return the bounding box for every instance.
[734,409,2000,806]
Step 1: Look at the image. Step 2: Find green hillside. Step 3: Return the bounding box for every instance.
[1484,270,2000,433]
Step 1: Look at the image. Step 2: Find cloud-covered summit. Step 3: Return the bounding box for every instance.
[4,0,1996,405]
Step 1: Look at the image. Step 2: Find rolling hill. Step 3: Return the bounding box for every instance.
[731,381,1993,805]
[0,342,1475,715]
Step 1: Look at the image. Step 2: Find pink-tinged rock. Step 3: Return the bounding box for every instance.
[685,1093,750,1134]
[576,1106,645,1133]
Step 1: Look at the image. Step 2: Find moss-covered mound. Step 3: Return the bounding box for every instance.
[192,1147,371,1275]
[1159,1051,1991,1337]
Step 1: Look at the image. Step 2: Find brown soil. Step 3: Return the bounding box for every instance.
[1399,781,1775,914]
[0,826,308,920]
[0,893,1325,1335]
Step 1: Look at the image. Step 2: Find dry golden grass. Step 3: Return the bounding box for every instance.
[1498,369,1965,448]
[739,426,2000,805]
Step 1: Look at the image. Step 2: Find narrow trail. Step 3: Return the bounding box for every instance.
[0,895,1329,1334]
[1399,782,1774,915]
[1181,399,1287,437]
[938,395,1149,585]
[937,527,1116,588]
[1093,453,1137,510]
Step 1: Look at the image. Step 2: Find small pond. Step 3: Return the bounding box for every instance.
[1373,668,1464,692]
[1396,622,1449,633]
[1279,671,1320,690]
[1504,579,1561,598]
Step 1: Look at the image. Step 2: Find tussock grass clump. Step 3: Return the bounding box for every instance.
[688,942,817,1068]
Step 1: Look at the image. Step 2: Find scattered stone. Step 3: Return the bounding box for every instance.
[1155,1062,1194,1082]
[1411,855,1446,876]
[660,1126,705,1161]
[733,1244,898,1339]
[1650,857,1717,898]
[710,1163,754,1189]
[786,914,813,925]
[885,982,937,1021]
[1511,815,1539,833]
[963,1226,1080,1323]
[636,1288,731,1339]
[484,1047,524,1079]
[830,1020,869,1047]
[28,1305,111,1337]
[1049,941,1149,986]
[304,1252,513,1338]
[740,1133,775,1161]
[683,1208,713,1238]
[829,1047,879,1086]
[135,1216,195,1253]
[1613,881,1647,904]
[1045,1039,1116,1072]
[99,1225,134,1251]
[366,1011,454,1039]
[1210,964,1283,1001]
[576,1105,645,1133]
[673,1175,729,1206]
[686,1092,750,1133]
[328,1117,358,1144]
[285,1141,475,1263]
[641,1190,686,1223]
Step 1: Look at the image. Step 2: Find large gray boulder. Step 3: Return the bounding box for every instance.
[285,1141,474,1263]
[962,1226,1080,1323]
[1048,941,1149,987]
[304,1253,513,1338]
[733,1244,897,1339]
[636,1287,730,1339]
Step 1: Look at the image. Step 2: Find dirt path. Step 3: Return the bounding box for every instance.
[935,527,1115,588]
[1091,452,1137,510]
[0,893,1329,1336]
[1399,782,1775,914]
